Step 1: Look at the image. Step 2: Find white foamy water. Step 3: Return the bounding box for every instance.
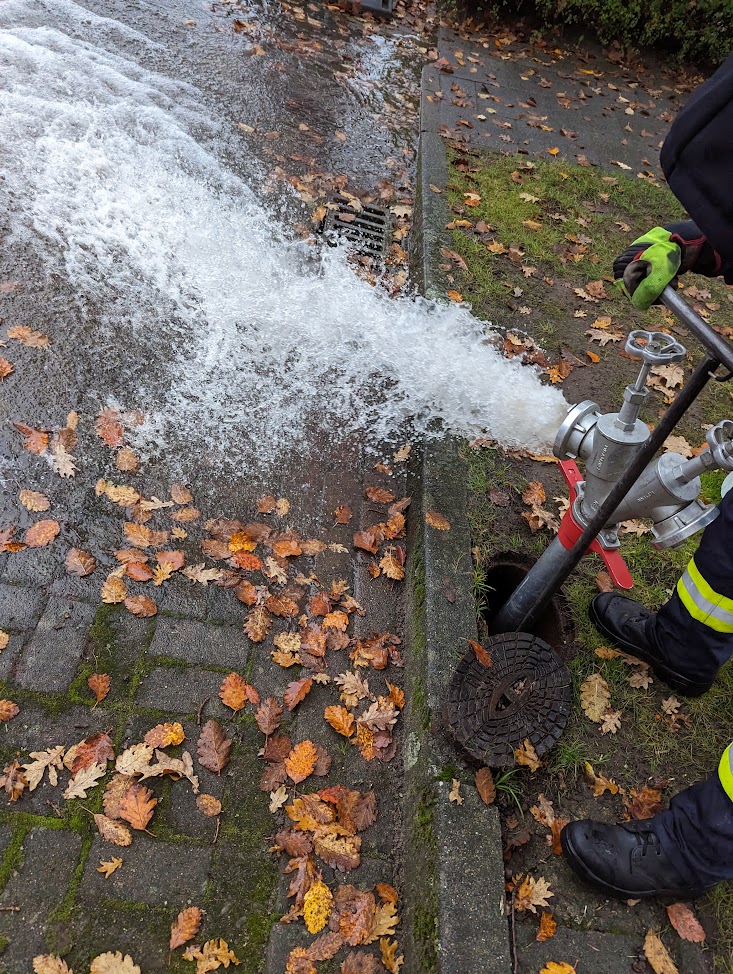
[0,0,570,461]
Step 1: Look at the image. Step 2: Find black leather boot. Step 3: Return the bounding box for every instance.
[561,819,716,899]
[589,593,712,697]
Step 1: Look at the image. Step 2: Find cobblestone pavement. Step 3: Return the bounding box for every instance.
[0,0,431,970]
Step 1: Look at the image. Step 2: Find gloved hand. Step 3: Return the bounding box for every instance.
[613,220,722,311]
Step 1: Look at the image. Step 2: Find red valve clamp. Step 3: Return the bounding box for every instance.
[556,460,634,590]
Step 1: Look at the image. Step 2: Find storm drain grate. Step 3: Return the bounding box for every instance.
[445,631,571,768]
[321,195,392,258]
[359,0,394,16]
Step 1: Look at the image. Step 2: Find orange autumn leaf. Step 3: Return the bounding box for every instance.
[334,504,353,524]
[14,422,49,455]
[144,722,185,748]
[365,486,395,504]
[170,906,203,950]
[272,539,302,558]
[196,794,222,817]
[425,510,450,531]
[19,489,50,512]
[119,783,157,830]
[95,409,125,447]
[0,358,14,380]
[323,610,348,631]
[88,674,110,703]
[447,289,463,303]
[0,700,20,723]
[666,902,705,943]
[7,324,48,347]
[468,639,493,667]
[101,575,128,604]
[522,481,546,506]
[65,548,97,577]
[219,673,259,712]
[231,551,263,571]
[25,519,60,548]
[536,911,557,942]
[284,677,313,711]
[284,740,318,784]
[124,594,157,617]
[324,705,355,737]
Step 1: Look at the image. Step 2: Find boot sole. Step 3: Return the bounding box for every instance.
[560,826,710,901]
[588,599,711,699]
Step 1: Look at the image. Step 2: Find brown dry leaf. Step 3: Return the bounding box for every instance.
[244,606,272,643]
[595,570,613,593]
[365,486,396,504]
[475,767,496,805]
[325,705,356,738]
[64,762,107,800]
[21,745,65,791]
[88,673,110,703]
[0,760,27,801]
[285,740,318,784]
[181,940,238,973]
[600,710,622,735]
[93,814,132,847]
[522,481,546,506]
[536,911,557,942]
[448,778,463,805]
[119,783,157,830]
[514,739,541,772]
[583,761,620,797]
[468,639,493,667]
[256,697,283,736]
[379,939,403,974]
[7,324,49,347]
[425,510,451,531]
[144,722,185,748]
[124,594,157,617]
[123,522,169,549]
[32,956,73,974]
[19,489,50,512]
[172,506,200,523]
[101,575,128,604]
[0,356,14,378]
[514,874,554,913]
[97,856,123,879]
[643,929,680,974]
[0,631,8,651]
[182,563,224,585]
[0,700,19,723]
[95,409,125,447]
[15,421,49,455]
[628,666,653,689]
[219,672,259,712]
[580,673,611,722]
[89,952,141,974]
[170,906,203,950]
[666,902,705,943]
[25,519,60,548]
[196,794,222,817]
[334,504,353,524]
[625,785,663,821]
[661,696,681,715]
[65,548,96,577]
[284,677,313,711]
[379,549,405,581]
[115,447,140,472]
[197,720,232,774]
[171,483,193,504]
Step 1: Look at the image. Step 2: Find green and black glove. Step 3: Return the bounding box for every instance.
[613,221,723,311]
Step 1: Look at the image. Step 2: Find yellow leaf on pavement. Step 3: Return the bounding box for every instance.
[97,856,123,878]
[33,957,73,974]
[90,952,141,974]
[643,929,680,974]
[540,964,576,974]
[170,906,203,950]
[19,489,50,512]
[304,879,334,934]
[536,911,557,941]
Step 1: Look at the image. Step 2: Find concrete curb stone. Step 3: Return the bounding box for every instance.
[401,65,513,974]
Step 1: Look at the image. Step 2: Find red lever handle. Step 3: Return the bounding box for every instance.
[556,460,633,590]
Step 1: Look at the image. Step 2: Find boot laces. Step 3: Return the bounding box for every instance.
[637,829,662,859]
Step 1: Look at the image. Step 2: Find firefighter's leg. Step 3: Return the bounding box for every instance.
[562,745,733,898]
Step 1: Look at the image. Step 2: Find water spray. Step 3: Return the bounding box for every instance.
[491,286,733,635]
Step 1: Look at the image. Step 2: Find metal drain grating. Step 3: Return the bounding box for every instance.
[445,632,571,768]
[360,0,394,16]
[321,195,392,258]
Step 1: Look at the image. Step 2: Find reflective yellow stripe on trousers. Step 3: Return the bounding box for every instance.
[676,557,733,633]
[719,745,733,802]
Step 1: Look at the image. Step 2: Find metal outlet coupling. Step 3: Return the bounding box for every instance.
[553,400,600,461]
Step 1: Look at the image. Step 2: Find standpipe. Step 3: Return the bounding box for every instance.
[490,286,733,635]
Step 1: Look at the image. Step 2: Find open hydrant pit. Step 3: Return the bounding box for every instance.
[482,553,575,655]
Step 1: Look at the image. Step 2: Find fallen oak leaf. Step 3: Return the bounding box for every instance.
[0,700,19,723]
[64,762,107,800]
[90,952,141,974]
[93,855,123,877]
[580,673,611,723]
[33,957,73,974]
[448,778,463,805]
[514,739,541,772]
[93,813,132,847]
[19,489,50,512]
[170,906,203,950]
[284,676,313,711]
[514,874,554,913]
[118,783,157,830]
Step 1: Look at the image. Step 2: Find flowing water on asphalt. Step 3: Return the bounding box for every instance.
[0,0,569,469]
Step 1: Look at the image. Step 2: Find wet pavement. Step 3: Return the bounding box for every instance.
[0,1,435,971]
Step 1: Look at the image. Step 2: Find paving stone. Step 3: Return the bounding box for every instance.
[1,548,59,588]
[0,583,46,632]
[1,705,118,816]
[0,827,83,971]
[159,576,208,620]
[70,904,171,972]
[0,633,25,683]
[15,597,96,692]
[0,824,15,861]
[80,835,212,907]
[148,617,248,669]
[134,666,230,716]
[206,586,245,624]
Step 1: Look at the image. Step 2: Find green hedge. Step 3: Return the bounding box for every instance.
[489,0,733,64]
